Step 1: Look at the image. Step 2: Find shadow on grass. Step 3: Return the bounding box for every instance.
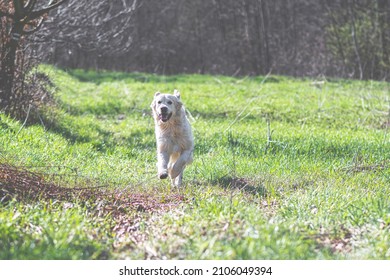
[65,68,203,85]
[64,68,283,85]
[213,175,268,196]
[37,108,155,152]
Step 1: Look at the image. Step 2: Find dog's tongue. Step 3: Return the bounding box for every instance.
[160,114,169,122]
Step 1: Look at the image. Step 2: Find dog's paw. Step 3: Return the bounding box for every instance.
[159,172,168,179]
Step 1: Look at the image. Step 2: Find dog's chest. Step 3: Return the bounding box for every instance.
[157,124,191,152]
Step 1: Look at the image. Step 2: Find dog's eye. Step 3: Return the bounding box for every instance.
[167,101,173,105]
[157,101,162,104]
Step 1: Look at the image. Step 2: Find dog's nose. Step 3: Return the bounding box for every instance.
[161,107,168,113]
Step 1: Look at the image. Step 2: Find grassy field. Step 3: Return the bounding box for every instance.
[0,65,389,259]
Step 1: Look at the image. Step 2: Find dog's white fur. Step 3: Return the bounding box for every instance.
[151,89,193,187]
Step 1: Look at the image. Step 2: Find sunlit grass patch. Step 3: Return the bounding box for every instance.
[1,65,389,259]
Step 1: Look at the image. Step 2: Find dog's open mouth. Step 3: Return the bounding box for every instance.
[159,113,172,122]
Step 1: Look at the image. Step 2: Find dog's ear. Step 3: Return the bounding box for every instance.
[173,89,182,111]
[151,92,160,113]
[173,89,180,100]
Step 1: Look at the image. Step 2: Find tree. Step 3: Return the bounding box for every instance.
[0,0,68,116]
[23,0,390,81]
[35,0,139,70]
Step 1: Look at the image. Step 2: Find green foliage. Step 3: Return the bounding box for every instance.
[326,2,390,79]
[1,65,389,259]
[0,201,111,259]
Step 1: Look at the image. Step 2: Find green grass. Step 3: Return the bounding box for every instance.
[1,65,389,259]
[0,200,112,259]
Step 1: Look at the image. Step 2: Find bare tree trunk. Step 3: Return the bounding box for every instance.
[1,1,24,111]
[0,0,68,114]
[258,0,271,73]
[324,1,348,73]
[348,0,364,79]
[243,1,259,74]
[195,7,205,74]
[377,0,389,78]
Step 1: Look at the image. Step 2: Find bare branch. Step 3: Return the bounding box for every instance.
[23,17,45,35]
[13,0,24,18]
[34,0,139,57]
[26,0,68,21]
[24,0,37,14]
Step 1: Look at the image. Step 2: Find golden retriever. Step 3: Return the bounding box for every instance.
[150,90,194,187]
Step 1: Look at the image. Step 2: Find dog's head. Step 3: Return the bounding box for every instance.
[151,89,183,123]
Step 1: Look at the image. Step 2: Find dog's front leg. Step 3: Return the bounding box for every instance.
[157,152,169,179]
[170,150,192,179]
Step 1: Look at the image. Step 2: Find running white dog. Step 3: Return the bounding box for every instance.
[151,90,194,187]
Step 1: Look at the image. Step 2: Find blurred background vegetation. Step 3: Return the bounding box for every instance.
[2,0,390,118]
